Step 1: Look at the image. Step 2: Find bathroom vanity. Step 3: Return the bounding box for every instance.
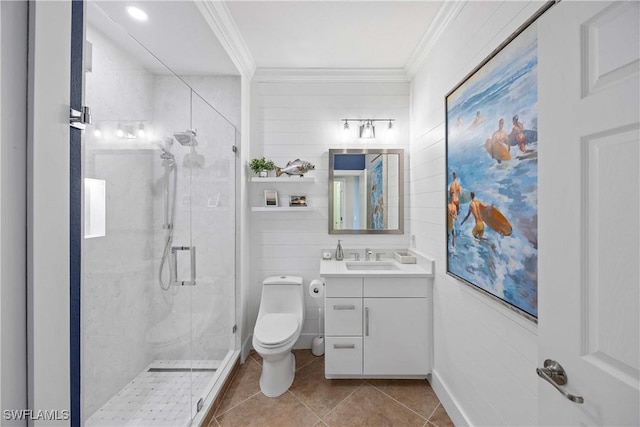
[319,256,433,378]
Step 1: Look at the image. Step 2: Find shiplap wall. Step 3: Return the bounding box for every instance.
[409,2,544,426]
[248,79,411,346]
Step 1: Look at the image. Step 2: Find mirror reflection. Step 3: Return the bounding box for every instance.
[329,149,404,234]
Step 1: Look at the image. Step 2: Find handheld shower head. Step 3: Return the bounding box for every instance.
[174,129,198,146]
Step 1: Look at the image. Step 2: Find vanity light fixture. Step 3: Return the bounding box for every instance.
[359,120,375,139]
[341,119,395,140]
[341,120,351,142]
[116,123,125,138]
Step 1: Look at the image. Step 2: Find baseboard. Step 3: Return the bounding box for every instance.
[430,369,472,427]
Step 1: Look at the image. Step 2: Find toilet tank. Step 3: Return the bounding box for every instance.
[259,276,304,316]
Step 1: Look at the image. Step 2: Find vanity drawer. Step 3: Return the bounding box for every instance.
[364,277,429,298]
[325,277,363,298]
[325,298,362,336]
[325,337,362,376]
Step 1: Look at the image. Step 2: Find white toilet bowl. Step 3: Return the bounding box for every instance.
[252,276,304,397]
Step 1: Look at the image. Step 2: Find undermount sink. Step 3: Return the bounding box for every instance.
[345,261,400,271]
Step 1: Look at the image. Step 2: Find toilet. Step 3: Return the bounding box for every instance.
[252,276,305,397]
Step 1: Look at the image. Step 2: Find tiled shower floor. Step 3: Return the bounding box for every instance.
[86,360,220,427]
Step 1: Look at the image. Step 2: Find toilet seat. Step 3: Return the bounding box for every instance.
[254,313,298,347]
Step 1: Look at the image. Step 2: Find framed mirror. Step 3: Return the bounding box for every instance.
[329,148,404,234]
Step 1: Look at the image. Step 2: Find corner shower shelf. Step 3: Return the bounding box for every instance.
[251,206,315,212]
[250,177,315,183]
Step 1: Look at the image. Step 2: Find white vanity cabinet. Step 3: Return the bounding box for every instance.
[324,276,431,378]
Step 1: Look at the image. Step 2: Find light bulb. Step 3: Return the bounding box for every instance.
[126,6,148,22]
[386,120,395,143]
[359,120,375,139]
[341,120,350,142]
[116,125,124,138]
[137,123,145,138]
[93,127,102,138]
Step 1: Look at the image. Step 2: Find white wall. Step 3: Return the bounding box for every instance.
[0,1,27,424]
[27,1,71,425]
[248,77,411,348]
[409,2,544,426]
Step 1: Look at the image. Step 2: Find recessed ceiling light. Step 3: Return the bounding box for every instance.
[126,6,148,22]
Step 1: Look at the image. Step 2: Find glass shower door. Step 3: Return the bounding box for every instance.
[187,89,237,419]
[82,5,238,425]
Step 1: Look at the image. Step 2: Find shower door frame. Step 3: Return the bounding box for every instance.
[70,1,84,426]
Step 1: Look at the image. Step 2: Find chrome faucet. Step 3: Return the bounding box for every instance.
[365,248,373,261]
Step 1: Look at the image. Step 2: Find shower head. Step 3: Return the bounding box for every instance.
[157,144,175,160]
[174,130,198,146]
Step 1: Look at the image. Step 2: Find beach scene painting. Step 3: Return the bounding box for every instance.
[446,23,538,319]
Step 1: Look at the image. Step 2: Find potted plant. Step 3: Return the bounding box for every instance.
[249,157,275,178]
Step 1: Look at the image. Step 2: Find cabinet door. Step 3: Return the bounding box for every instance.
[363,298,430,376]
[325,337,363,376]
[325,298,362,336]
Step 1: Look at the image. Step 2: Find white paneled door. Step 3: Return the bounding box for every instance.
[538,1,639,425]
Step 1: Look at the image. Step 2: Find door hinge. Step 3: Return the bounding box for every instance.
[70,106,92,130]
[232,145,238,154]
[232,324,237,334]
[196,398,204,412]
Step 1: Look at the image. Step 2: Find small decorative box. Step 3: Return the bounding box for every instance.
[394,251,417,264]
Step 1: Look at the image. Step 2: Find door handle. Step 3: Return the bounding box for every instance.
[333,305,355,310]
[170,246,196,286]
[536,359,584,404]
[365,307,370,336]
[333,344,355,349]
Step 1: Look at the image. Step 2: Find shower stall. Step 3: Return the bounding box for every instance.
[81,3,239,426]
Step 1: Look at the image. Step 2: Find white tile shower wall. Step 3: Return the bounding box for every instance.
[83,25,156,418]
[408,2,542,426]
[249,80,411,342]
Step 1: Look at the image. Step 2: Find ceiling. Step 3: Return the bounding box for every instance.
[225,1,443,69]
[86,1,445,76]
[88,1,240,76]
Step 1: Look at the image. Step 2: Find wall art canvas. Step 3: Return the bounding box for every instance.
[446,19,541,320]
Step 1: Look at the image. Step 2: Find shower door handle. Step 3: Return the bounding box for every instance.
[170,246,196,286]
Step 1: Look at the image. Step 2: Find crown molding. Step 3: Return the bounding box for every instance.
[253,68,410,83]
[195,0,256,79]
[404,1,466,80]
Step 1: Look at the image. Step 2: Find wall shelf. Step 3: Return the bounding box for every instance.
[251,206,315,212]
[250,177,315,183]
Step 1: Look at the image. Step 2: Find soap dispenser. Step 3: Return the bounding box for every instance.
[335,240,344,261]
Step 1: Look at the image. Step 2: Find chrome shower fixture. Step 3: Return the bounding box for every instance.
[174,129,198,146]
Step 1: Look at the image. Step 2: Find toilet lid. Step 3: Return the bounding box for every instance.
[254,313,298,346]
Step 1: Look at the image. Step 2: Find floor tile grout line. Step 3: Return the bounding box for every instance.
[426,402,441,424]
[318,380,366,422]
[367,382,431,421]
[285,390,322,425]
[214,389,262,419]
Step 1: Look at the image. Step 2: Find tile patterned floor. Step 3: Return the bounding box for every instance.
[86,360,220,427]
[208,350,454,427]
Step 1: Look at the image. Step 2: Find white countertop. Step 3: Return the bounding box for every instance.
[319,259,434,278]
